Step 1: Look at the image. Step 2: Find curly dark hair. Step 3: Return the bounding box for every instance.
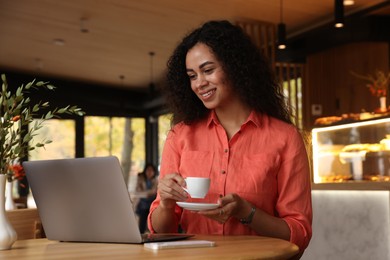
[165,20,292,125]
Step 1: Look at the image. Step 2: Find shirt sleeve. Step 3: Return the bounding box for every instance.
[276,128,312,250]
[147,128,183,233]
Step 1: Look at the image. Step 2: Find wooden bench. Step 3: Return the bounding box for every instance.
[6,208,45,239]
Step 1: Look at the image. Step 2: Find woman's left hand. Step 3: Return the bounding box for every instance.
[197,193,252,223]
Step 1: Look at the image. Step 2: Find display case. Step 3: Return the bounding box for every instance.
[312,117,390,183]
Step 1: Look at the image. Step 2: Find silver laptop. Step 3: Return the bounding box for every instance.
[23,156,192,243]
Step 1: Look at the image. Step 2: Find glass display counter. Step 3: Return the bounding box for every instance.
[309,118,390,260]
[312,117,390,184]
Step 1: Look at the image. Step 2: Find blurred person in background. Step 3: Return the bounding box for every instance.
[135,163,158,233]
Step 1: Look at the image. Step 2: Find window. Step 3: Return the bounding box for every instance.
[29,116,146,188]
[276,63,305,129]
[158,114,172,167]
[29,119,75,160]
[84,116,145,189]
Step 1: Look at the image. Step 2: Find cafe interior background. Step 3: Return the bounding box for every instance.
[0,0,390,259]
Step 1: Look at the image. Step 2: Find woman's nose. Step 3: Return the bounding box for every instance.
[195,75,207,89]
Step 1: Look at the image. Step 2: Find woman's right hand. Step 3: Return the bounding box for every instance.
[157,173,188,208]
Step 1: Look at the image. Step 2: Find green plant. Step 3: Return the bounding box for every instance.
[0,74,84,181]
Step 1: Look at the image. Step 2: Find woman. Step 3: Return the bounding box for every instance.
[147,20,312,253]
[135,163,158,233]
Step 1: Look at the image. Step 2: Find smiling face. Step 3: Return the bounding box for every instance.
[186,43,236,110]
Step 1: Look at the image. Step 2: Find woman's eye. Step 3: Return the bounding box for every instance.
[204,68,214,74]
[188,74,196,80]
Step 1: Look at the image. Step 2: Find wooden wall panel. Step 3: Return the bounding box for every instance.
[236,20,276,67]
[304,42,389,129]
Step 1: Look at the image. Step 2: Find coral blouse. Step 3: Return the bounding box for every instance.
[148,111,312,250]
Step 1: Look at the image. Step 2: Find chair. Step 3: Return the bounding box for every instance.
[13,196,28,209]
[5,208,45,239]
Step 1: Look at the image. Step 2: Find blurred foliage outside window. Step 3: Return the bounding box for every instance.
[29,117,145,187]
[282,77,303,129]
[29,119,75,160]
[158,114,172,168]
[28,115,173,190]
[84,117,144,171]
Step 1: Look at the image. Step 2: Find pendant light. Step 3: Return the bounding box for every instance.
[149,51,156,94]
[277,0,286,49]
[334,0,344,28]
[119,74,125,85]
[80,17,89,33]
[343,0,354,5]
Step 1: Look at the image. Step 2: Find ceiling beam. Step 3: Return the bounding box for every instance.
[1,69,166,117]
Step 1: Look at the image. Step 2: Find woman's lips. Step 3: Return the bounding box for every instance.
[200,89,216,100]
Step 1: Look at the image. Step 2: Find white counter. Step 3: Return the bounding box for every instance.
[302,190,390,260]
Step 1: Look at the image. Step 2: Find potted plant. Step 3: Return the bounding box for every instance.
[0,74,84,250]
[351,70,390,112]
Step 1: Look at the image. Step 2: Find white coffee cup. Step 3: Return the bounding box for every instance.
[183,177,210,198]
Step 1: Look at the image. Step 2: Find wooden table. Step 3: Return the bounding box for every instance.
[0,235,299,259]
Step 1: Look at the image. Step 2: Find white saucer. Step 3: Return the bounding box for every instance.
[176,202,219,211]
